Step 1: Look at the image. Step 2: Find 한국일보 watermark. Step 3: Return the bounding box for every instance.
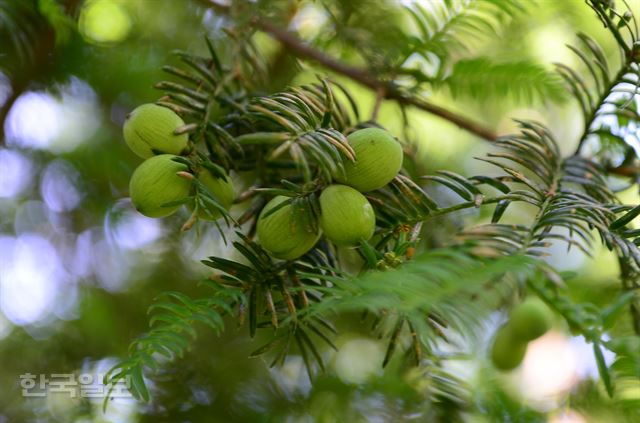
[19,373,132,398]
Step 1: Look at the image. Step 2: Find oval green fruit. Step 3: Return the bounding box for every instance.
[508,297,553,342]
[319,184,375,246]
[192,169,235,220]
[123,103,189,159]
[490,325,527,371]
[129,154,192,218]
[336,128,403,192]
[257,196,320,260]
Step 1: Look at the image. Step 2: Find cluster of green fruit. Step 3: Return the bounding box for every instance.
[123,104,403,260]
[257,127,403,260]
[490,297,554,371]
[123,104,234,219]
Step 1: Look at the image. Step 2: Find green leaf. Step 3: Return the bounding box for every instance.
[593,341,614,398]
[130,364,150,402]
[601,291,637,329]
[491,200,510,223]
[359,239,380,268]
[610,205,640,230]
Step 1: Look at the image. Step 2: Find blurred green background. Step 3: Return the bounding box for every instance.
[1,0,639,421]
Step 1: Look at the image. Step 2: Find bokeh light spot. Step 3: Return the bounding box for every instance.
[520,331,578,408]
[79,0,132,45]
[41,160,84,213]
[5,92,63,150]
[0,234,65,325]
[333,338,384,384]
[105,199,163,250]
[52,77,101,152]
[0,149,33,198]
[4,77,99,153]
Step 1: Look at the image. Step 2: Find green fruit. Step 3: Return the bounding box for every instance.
[192,169,235,220]
[490,325,527,371]
[123,103,189,159]
[129,155,192,218]
[336,128,403,192]
[319,184,375,246]
[257,196,321,260]
[508,298,553,342]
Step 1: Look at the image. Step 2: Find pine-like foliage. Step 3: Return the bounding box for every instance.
[104,0,640,417]
[0,0,42,71]
[103,283,245,402]
[557,2,640,168]
[404,0,524,62]
[399,0,565,105]
[444,57,567,103]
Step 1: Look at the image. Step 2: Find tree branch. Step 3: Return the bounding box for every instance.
[202,0,640,181]
[205,0,498,142]
[253,19,498,141]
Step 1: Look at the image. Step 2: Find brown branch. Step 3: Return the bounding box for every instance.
[371,86,385,121]
[608,165,640,177]
[204,0,498,142]
[253,18,498,141]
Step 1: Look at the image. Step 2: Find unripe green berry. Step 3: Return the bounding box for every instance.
[257,196,320,260]
[123,104,189,159]
[508,297,553,342]
[191,169,235,220]
[319,184,375,246]
[129,154,192,218]
[376,261,390,271]
[336,128,403,192]
[490,325,527,371]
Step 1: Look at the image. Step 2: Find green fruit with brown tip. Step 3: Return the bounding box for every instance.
[336,128,403,192]
[319,184,375,246]
[257,196,321,260]
[123,103,189,159]
[129,154,192,218]
[508,297,553,342]
[191,169,235,220]
[490,325,527,371]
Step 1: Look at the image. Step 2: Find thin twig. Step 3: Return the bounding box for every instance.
[617,256,640,335]
[573,63,634,155]
[371,86,385,121]
[607,164,640,177]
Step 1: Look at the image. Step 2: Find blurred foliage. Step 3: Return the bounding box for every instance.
[0,1,640,422]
